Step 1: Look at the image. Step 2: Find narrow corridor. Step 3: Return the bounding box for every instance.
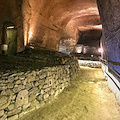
[18,67,120,120]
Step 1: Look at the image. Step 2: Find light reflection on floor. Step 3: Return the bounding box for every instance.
[18,66,120,120]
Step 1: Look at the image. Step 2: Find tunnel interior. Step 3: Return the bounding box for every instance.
[73,27,102,59]
[77,28,102,47]
[0,0,120,119]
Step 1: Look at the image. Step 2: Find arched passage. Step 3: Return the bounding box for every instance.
[22,0,120,105]
[1,22,17,55]
[0,0,120,119]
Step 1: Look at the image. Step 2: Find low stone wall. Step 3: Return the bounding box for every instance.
[0,61,79,120]
[78,60,101,68]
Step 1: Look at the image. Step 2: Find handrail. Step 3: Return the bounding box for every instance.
[100,58,120,81]
[99,58,108,65]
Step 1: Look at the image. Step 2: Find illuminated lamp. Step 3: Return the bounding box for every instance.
[98,48,103,53]
[7,26,14,29]
[76,47,82,53]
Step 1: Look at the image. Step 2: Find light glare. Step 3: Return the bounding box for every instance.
[28,30,33,40]
[98,48,103,53]
[76,47,82,53]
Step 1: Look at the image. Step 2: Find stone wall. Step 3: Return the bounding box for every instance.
[97,0,120,81]
[78,60,101,68]
[0,62,79,120]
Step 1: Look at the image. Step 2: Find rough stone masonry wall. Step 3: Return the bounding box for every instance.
[0,62,79,120]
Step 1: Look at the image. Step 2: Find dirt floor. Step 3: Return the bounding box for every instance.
[17,67,120,120]
[0,48,73,72]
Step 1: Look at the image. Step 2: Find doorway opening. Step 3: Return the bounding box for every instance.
[2,22,17,55]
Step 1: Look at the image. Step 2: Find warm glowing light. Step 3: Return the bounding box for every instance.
[78,24,102,31]
[98,48,103,53]
[77,49,82,53]
[78,7,99,15]
[24,30,28,46]
[28,30,33,40]
[7,26,14,29]
[93,25,102,29]
[88,7,98,11]
[91,55,94,57]
[2,44,8,51]
[76,46,82,53]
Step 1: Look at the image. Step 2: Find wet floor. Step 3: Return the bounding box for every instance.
[18,67,120,120]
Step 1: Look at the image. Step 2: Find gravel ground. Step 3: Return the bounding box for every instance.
[17,67,120,120]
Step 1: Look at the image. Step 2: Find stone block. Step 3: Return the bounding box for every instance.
[28,87,39,96]
[11,95,16,102]
[38,80,44,86]
[0,96,8,107]
[26,83,32,90]
[0,97,11,110]
[7,115,18,120]
[0,114,7,120]
[43,84,49,89]
[16,90,28,107]
[19,76,26,80]
[32,71,36,76]
[50,89,55,96]
[0,86,7,90]
[55,90,59,97]
[31,99,40,109]
[39,73,46,79]
[1,89,13,96]
[43,93,49,100]
[8,77,15,83]
[19,112,26,118]
[26,76,36,83]
[35,76,40,81]
[41,89,45,95]
[25,106,36,115]
[8,73,16,78]
[29,92,39,102]
[2,73,10,77]
[7,107,21,117]
[44,87,50,93]
[8,104,15,111]
[23,78,27,85]
[13,85,25,93]
[38,85,43,90]
[23,103,31,110]
[0,110,4,117]
[37,95,43,101]
[15,80,22,85]
[14,76,19,81]
[34,81,40,87]
[17,72,24,76]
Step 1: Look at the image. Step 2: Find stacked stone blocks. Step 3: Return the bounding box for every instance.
[0,62,79,120]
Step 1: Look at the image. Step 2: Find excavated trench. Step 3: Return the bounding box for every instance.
[17,66,120,120]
